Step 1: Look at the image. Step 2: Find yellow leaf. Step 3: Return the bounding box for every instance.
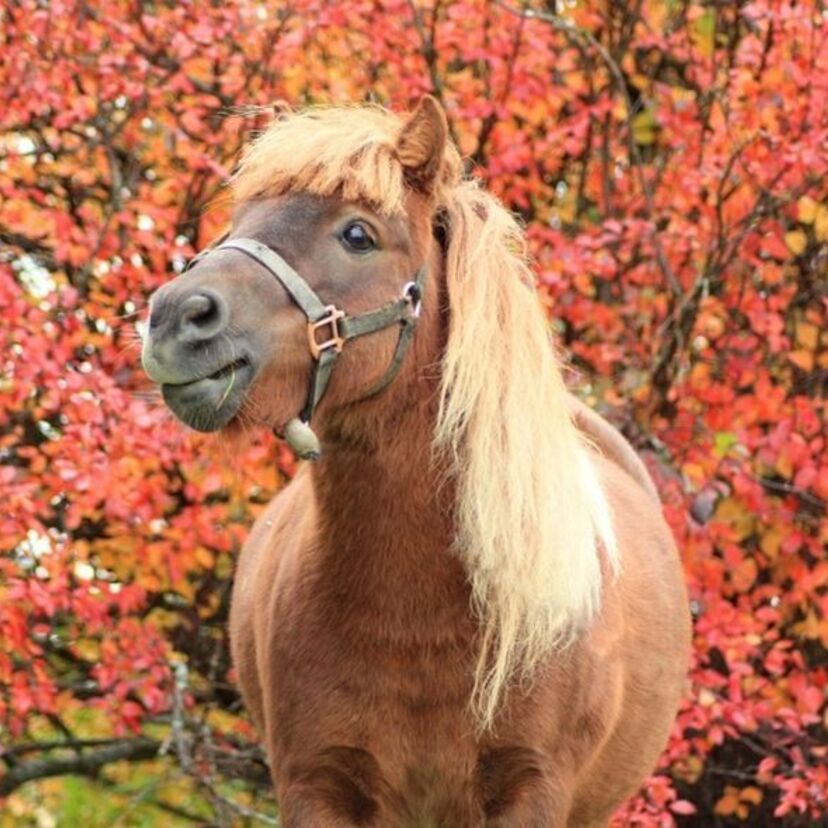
[796,320,819,350]
[784,229,807,255]
[678,754,705,784]
[632,109,657,145]
[797,195,818,224]
[74,639,100,661]
[760,526,783,558]
[741,786,763,806]
[197,591,221,619]
[796,609,822,640]
[682,462,707,486]
[215,552,234,580]
[731,557,758,592]
[776,451,794,478]
[715,788,742,816]
[789,349,814,372]
[692,9,716,57]
[630,72,650,91]
[815,204,828,242]
[194,546,214,568]
[147,608,180,630]
[715,497,755,541]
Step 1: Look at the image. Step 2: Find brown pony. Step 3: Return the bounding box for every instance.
[142,97,690,827]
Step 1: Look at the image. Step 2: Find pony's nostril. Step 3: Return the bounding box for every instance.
[181,293,217,325]
[179,291,226,340]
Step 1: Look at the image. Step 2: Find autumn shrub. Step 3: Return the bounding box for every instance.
[1,1,827,825]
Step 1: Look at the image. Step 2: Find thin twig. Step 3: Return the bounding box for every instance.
[495,1,683,296]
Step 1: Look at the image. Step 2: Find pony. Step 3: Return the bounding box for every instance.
[141,96,690,827]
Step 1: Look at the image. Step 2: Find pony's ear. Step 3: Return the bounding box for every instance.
[396,96,448,192]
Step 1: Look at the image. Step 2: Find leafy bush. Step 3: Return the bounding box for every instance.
[1,1,826,824]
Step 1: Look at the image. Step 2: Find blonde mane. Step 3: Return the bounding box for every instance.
[232,105,618,729]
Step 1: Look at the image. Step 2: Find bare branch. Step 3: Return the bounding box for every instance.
[495,1,682,296]
[407,0,461,148]
[165,661,278,826]
[0,738,161,797]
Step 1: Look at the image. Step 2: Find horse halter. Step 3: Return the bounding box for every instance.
[203,237,426,460]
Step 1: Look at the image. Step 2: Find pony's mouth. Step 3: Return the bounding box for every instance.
[161,356,255,432]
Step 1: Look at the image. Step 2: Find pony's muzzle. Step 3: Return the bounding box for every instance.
[142,282,255,432]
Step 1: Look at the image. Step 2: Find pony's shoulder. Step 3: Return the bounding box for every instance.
[566,394,660,504]
[235,465,314,591]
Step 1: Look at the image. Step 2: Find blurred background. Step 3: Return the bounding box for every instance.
[1,0,827,824]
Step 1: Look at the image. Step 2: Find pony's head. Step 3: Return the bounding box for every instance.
[142,98,457,439]
[142,97,616,728]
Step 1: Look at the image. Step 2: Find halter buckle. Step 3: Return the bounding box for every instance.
[308,305,345,360]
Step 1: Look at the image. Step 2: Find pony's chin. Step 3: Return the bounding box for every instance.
[161,361,255,433]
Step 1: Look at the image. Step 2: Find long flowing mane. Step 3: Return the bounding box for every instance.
[233,106,618,728]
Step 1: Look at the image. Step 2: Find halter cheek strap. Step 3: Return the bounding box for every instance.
[214,237,426,460]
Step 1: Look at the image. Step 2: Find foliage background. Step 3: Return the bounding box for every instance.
[2,0,827,824]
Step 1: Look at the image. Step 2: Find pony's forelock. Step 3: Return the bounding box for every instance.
[233,104,617,730]
[232,105,461,213]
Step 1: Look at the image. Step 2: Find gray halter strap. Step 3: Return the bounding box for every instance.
[214,237,426,459]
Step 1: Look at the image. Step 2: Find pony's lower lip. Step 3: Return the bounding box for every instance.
[205,356,251,382]
[163,357,251,387]
[161,359,255,432]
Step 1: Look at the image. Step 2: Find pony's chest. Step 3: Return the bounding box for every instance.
[262,527,477,715]
[269,595,477,731]
[264,586,485,804]
[245,543,568,826]
[270,620,488,828]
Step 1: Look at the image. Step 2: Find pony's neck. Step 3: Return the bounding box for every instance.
[308,356,470,638]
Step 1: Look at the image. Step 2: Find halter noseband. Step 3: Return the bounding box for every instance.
[205,237,426,460]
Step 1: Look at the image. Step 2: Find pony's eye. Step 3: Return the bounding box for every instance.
[341,221,376,253]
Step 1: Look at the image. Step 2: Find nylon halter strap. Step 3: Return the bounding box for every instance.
[214,237,426,458]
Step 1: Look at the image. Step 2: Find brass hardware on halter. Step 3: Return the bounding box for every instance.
[307,306,346,360]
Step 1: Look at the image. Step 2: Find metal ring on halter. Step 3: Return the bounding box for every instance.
[403,282,423,318]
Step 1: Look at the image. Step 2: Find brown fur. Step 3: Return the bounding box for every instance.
[231,433,688,826]
[144,98,691,826]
